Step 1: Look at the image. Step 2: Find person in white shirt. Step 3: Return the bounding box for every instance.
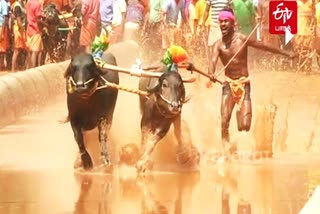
[110,0,127,44]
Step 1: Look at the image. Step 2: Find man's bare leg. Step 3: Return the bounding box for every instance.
[221,90,236,152]
[0,54,4,71]
[11,49,19,72]
[236,100,252,132]
[29,51,39,68]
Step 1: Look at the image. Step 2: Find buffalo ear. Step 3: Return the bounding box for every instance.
[146,78,160,92]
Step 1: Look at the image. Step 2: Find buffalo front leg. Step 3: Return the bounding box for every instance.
[97,118,111,166]
[71,120,93,170]
[136,126,169,173]
[173,115,200,165]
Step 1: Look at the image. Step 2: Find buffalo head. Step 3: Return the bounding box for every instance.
[42,4,60,25]
[64,53,101,98]
[148,71,186,114]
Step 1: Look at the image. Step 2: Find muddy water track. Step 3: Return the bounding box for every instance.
[0,43,320,213]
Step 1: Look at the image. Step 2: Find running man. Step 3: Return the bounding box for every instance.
[206,9,295,155]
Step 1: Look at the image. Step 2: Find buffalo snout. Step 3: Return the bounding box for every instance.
[72,72,96,95]
[168,100,181,112]
[75,80,86,91]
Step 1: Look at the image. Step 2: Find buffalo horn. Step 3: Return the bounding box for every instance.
[58,13,73,19]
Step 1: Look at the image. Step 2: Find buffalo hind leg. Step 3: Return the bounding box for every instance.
[97,118,111,166]
[136,126,170,173]
[71,120,93,170]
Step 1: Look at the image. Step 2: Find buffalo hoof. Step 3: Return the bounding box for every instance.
[135,160,153,174]
[176,145,200,167]
[97,163,113,174]
[81,151,93,170]
[100,155,110,166]
[74,154,83,169]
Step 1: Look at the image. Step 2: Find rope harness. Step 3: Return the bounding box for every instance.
[67,73,149,97]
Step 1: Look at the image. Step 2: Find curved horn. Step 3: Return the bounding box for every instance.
[183,95,192,103]
[182,76,196,83]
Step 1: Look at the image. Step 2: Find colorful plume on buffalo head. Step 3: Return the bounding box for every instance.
[91,29,110,59]
[162,45,189,71]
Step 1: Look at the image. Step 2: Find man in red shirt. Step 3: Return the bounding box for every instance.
[79,0,100,53]
[25,0,44,68]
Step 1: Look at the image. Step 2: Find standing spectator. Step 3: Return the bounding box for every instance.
[162,0,189,51]
[110,0,126,44]
[195,0,211,34]
[185,0,191,18]
[79,0,100,53]
[11,0,27,72]
[256,0,280,47]
[144,0,165,36]
[141,0,165,62]
[100,0,114,33]
[0,0,9,70]
[123,0,145,42]
[25,0,43,68]
[188,0,198,35]
[233,0,255,35]
[201,0,232,57]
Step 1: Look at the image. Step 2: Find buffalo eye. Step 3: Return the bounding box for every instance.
[162,80,169,88]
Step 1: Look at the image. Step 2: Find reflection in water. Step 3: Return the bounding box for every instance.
[0,163,320,213]
[125,172,200,214]
[139,176,169,214]
[73,174,113,214]
[72,172,200,214]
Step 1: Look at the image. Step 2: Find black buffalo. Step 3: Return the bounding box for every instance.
[40,3,69,64]
[64,53,119,170]
[136,70,193,173]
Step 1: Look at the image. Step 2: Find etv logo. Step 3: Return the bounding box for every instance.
[269,1,297,35]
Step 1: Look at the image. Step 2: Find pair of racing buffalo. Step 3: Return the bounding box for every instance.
[64,53,200,173]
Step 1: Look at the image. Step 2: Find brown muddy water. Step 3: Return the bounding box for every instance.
[0,67,320,214]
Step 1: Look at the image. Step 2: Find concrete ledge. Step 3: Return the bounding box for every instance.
[0,61,69,128]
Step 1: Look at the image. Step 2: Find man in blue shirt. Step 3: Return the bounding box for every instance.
[100,0,114,31]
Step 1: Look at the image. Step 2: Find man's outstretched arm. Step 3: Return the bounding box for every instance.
[245,34,295,58]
